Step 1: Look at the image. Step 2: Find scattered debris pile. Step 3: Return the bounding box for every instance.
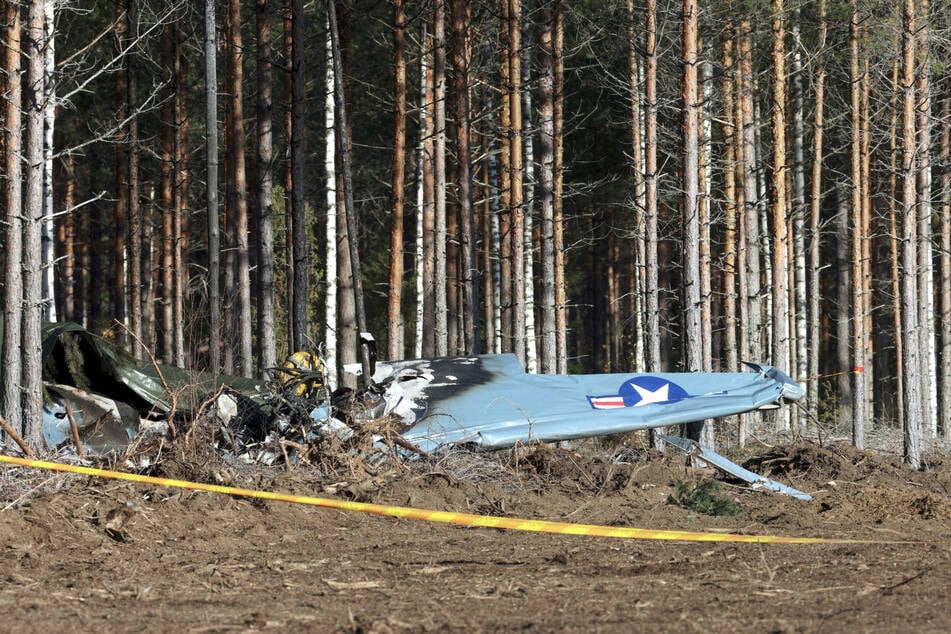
[17,321,814,499]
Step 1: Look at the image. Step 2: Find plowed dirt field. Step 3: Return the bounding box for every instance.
[1,441,949,633]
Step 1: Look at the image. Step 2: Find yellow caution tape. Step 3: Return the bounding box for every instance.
[0,454,902,544]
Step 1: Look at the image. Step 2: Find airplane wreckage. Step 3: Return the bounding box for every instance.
[18,322,811,499]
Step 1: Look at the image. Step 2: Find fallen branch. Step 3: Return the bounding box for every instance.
[64,402,85,458]
[0,416,34,457]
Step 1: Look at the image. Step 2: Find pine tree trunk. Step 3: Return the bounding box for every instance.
[22,0,47,447]
[682,0,703,445]
[644,0,660,372]
[206,0,221,375]
[721,27,738,374]
[451,0,479,355]
[539,0,556,374]
[173,26,188,367]
[328,0,373,384]
[808,0,827,425]
[939,79,951,436]
[59,156,76,322]
[160,23,175,363]
[256,0,277,375]
[125,0,143,358]
[387,0,407,360]
[627,0,646,373]
[888,40,904,430]
[114,3,128,345]
[771,0,790,432]
[849,0,866,448]
[334,3,356,385]
[901,0,922,467]
[290,0,307,353]
[2,0,23,434]
[508,0,525,367]
[739,19,761,366]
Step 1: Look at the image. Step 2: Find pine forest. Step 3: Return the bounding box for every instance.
[2,0,950,465]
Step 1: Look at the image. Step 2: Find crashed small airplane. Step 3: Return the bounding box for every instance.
[26,322,811,499]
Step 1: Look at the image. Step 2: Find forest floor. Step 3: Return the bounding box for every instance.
[1,425,949,633]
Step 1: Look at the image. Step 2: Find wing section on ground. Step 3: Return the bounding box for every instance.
[365,354,804,453]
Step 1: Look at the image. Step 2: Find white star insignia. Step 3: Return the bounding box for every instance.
[631,382,670,406]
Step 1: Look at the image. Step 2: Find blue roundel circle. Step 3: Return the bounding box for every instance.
[618,376,690,407]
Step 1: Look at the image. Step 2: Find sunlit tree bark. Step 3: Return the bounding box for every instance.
[2,0,24,435]
[808,0,827,424]
[387,0,407,360]
[22,0,47,447]
[771,0,790,432]
[901,0,922,468]
[205,0,221,374]
[256,0,277,374]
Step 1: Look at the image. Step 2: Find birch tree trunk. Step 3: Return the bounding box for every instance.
[791,5,807,430]
[538,0,556,373]
[552,0,567,373]
[521,23,536,371]
[433,0,448,356]
[939,81,951,436]
[42,0,55,324]
[324,18,338,386]
[916,0,937,437]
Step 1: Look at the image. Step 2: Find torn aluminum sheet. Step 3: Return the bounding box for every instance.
[38,321,264,415]
[43,383,141,455]
[356,354,804,455]
[657,434,813,500]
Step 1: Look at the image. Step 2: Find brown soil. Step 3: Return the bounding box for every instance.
[1,439,949,633]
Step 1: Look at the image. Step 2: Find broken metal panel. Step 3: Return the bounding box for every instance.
[38,321,264,414]
[658,434,813,501]
[43,384,140,455]
[364,354,805,454]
